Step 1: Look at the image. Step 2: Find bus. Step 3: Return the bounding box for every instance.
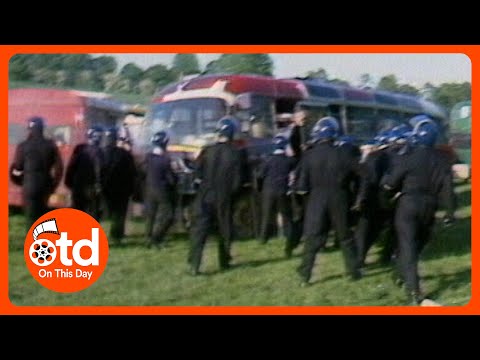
[449,100,471,179]
[136,74,456,237]
[8,88,141,209]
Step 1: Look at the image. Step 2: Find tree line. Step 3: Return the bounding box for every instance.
[9,53,471,113]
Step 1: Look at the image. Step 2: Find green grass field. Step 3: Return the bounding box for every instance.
[8,183,471,307]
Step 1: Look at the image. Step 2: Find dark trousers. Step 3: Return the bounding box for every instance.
[71,186,102,221]
[23,191,49,232]
[260,188,297,254]
[394,194,435,295]
[189,190,233,272]
[355,201,395,266]
[144,191,175,245]
[298,190,359,282]
[104,195,131,243]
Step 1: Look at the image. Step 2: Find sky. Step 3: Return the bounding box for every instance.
[96,53,471,87]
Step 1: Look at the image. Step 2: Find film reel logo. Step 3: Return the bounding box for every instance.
[29,218,59,266]
[24,208,109,293]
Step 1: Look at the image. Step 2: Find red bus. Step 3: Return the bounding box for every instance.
[8,88,139,209]
[136,74,457,237]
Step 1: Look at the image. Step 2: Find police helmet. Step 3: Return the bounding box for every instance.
[151,130,169,148]
[104,126,118,145]
[335,135,357,147]
[412,118,439,147]
[310,116,339,142]
[373,129,391,146]
[272,135,288,152]
[408,114,432,129]
[216,116,237,141]
[27,116,45,131]
[387,123,413,144]
[87,125,103,145]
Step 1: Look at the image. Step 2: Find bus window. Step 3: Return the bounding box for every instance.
[345,106,377,142]
[376,117,402,133]
[45,125,73,146]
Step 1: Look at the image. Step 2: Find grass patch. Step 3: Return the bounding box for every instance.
[8,184,471,307]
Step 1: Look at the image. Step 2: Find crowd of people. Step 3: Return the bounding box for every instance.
[10,109,457,305]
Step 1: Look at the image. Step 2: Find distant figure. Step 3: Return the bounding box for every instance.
[64,125,105,221]
[101,126,137,245]
[10,116,64,231]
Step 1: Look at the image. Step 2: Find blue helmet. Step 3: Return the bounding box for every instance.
[27,116,45,132]
[87,125,103,146]
[412,118,439,147]
[387,123,413,144]
[373,129,391,146]
[151,130,169,148]
[310,116,339,142]
[272,135,288,152]
[216,116,237,141]
[104,126,118,146]
[409,114,432,129]
[335,135,357,147]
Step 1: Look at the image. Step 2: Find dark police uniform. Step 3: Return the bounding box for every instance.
[354,146,394,267]
[101,131,137,245]
[10,117,64,231]
[295,140,362,284]
[188,140,244,274]
[256,150,298,257]
[65,129,105,221]
[380,145,456,303]
[142,147,177,248]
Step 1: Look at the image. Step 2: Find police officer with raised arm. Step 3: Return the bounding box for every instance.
[380,116,456,305]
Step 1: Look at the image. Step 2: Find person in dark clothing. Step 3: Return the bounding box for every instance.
[353,124,412,268]
[101,126,137,245]
[295,116,363,286]
[287,108,316,249]
[10,116,64,231]
[188,116,244,275]
[142,130,177,249]
[65,125,105,221]
[380,118,456,305]
[256,135,298,257]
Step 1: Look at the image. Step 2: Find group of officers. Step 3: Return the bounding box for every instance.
[174,109,456,306]
[10,108,457,305]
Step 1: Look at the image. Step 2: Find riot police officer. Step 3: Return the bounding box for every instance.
[295,117,362,286]
[380,117,456,305]
[65,125,105,221]
[256,135,298,257]
[142,130,177,249]
[101,126,137,245]
[188,116,245,275]
[10,116,64,231]
[353,124,412,267]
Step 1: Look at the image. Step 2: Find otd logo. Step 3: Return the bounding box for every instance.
[24,208,109,293]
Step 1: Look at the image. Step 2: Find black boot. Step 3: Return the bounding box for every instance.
[340,238,362,280]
